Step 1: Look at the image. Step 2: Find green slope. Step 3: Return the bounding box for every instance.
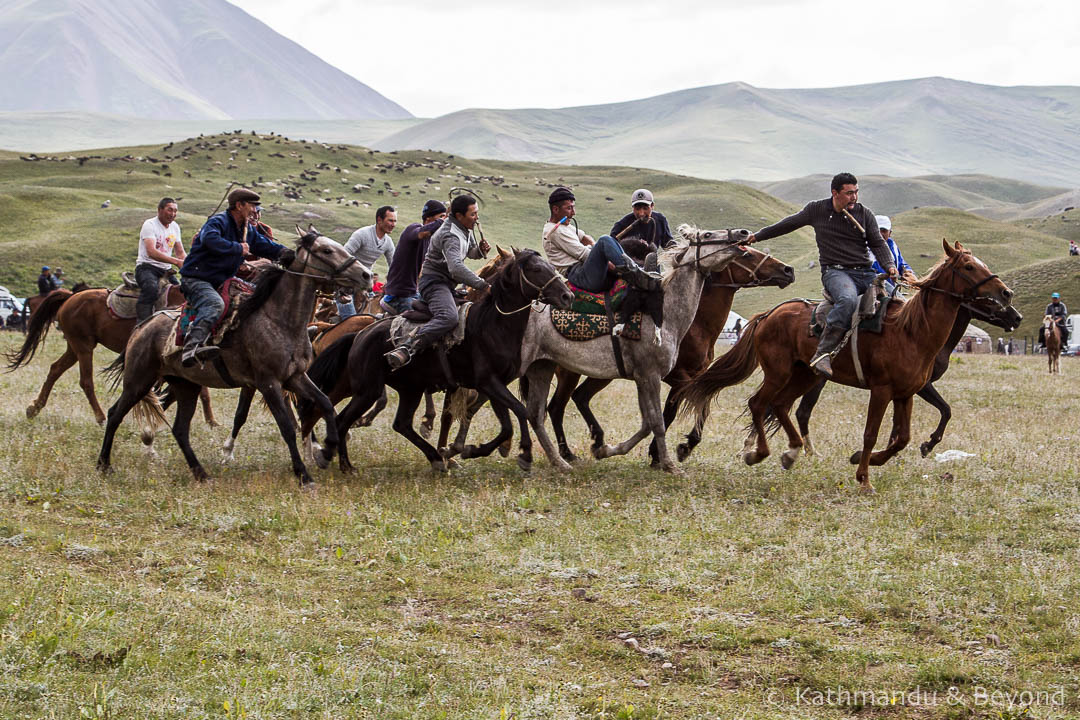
[999,256,1080,339]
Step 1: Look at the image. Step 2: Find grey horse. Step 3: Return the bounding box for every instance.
[518,225,751,472]
[97,227,373,485]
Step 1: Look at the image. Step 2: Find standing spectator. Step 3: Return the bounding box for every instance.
[36,266,59,295]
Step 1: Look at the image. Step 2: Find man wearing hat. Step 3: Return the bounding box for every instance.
[1043,292,1069,347]
[381,199,448,315]
[543,186,657,293]
[870,215,917,292]
[609,189,674,255]
[36,266,59,296]
[179,188,291,366]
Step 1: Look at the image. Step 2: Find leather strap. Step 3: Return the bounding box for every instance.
[213,355,240,388]
[604,288,627,378]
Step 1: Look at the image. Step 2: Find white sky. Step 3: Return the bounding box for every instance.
[229,0,1080,118]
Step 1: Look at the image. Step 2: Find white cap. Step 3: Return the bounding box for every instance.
[630,188,654,206]
[875,215,891,231]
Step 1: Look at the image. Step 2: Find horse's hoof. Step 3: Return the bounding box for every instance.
[299,476,317,491]
[676,442,692,462]
[743,450,766,466]
[592,444,614,459]
[849,450,863,465]
[96,460,111,475]
[419,422,433,440]
[430,459,449,473]
[781,448,800,470]
[559,449,579,464]
[25,404,40,419]
[802,436,815,456]
[95,416,105,426]
[192,466,210,482]
[498,442,511,458]
[446,457,459,469]
[663,463,684,475]
[858,481,876,495]
[554,458,573,472]
[314,448,332,470]
[356,417,372,428]
[919,442,932,458]
[339,462,356,475]
[516,454,532,472]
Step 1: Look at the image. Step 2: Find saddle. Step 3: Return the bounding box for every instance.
[400,294,468,323]
[809,277,893,338]
[106,273,174,319]
[550,281,642,342]
[389,302,472,353]
[171,277,255,351]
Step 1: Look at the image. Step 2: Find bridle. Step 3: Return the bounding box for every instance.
[707,250,774,288]
[495,259,568,315]
[923,255,1002,303]
[282,235,361,283]
[686,228,747,273]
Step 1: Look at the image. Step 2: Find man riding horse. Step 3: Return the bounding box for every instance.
[1042,292,1069,347]
[748,172,897,377]
[179,188,292,367]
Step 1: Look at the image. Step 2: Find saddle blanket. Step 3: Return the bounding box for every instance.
[567,279,628,315]
[550,308,642,342]
[389,302,472,349]
[809,284,896,338]
[172,277,255,350]
[105,276,173,320]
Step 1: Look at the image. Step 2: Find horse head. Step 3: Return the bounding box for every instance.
[963,297,1022,332]
[931,239,1013,307]
[665,225,753,280]
[293,224,373,292]
[494,249,573,311]
[712,244,795,289]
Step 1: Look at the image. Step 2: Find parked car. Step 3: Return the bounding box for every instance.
[0,291,25,330]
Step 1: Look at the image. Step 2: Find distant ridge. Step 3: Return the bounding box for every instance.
[0,0,411,120]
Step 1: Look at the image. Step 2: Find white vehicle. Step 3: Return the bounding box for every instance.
[0,285,25,329]
[1066,314,1080,356]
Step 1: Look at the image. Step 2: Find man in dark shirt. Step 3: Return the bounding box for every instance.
[37,266,60,295]
[749,172,897,376]
[382,199,448,315]
[1043,292,1069,346]
[610,189,675,262]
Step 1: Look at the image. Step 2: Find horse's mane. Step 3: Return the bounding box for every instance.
[892,251,966,336]
[659,228,695,287]
[233,265,286,326]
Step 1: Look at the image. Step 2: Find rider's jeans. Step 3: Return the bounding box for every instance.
[821,266,877,328]
[180,277,224,332]
[135,263,169,322]
[567,235,630,292]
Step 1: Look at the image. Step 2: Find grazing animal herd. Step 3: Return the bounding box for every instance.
[4,222,1023,493]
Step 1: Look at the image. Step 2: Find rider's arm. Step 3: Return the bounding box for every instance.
[892,241,912,274]
[196,215,244,260]
[440,230,487,289]
[246,223,286,261]
[752,203,814,244]
[864,214,896,273]
[141,237,182,266]
[550,224,591,262]
[382,238,396,268]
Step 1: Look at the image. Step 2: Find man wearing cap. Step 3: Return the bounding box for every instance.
[179,188,291,367]
[543,186,657,294]
[37,266,59,296]
[870,215,917,292]
[384,194,489,369]
[1043,292,1069,347]
[381,199,448,315]
[747,172,896,377]
[610,189,674,255]
[135,197,186,323]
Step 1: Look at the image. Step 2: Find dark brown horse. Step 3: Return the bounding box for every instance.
[679,240,1013,492]
[794,297,1023,458]
[546,245,794,465]
[5,285,216,426]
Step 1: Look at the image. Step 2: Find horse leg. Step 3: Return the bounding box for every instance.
[572,377,611,461]
[199,386,219,427]
[854,389,892,493]
[356,388,388,426]
[743,375,787,465]
[636,376,680,473]
[459,385,517,462]
[793,377,828,457]
[419,390,436,439]
[259,380,314,486]
[524,362,572,472]
[26,347,77,419]
[75,349,107,424]
[168,379,209,481]
[97,373,158,474]
[286,373,341,474]
[390,389,447,471]
[771,367,819,470]
[916,382,950,457]
[330,388,385,474]
[223,386,256,462]
[858,395,914,467]
[547,369,581,463]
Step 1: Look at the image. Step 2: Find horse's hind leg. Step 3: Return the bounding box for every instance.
[27,347,77,419]
[770,368,818,470]
[76,349,107,424]
[794,377,828,457]
[916,382,950,457]
[548,368,582,463]
[223,386,256,462]
[356,389,388,427]
[572,377,611,460]
[168,379,209,480]
[97,372,158,474]
[419,390,436,439]
[199,386,219,427]
[745,381,784,466]
[524,362,572,472]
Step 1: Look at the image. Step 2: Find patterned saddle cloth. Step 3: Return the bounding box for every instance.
[550,280,641,342]
[169,277,256,353]
[389,302,472,350]
[105,275,174,319]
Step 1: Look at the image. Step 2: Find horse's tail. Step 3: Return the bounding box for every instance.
[299,332,357,419]
[4,289,72,370]
[132,391,169,444]
[447,387,479,424]
[102,351,127,391]
[675,312,765,428]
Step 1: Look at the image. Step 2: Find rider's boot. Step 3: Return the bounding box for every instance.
[809,324,846,378]
[616,258,662,291]
[384,332,433,371]
[181,320,220,367]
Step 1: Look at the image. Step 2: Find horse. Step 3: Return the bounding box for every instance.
[97,227,373,485]
[5,284,217,427]
[793,297,1022,458]
[299,248,573,472]
[545,244,795,466]
[518,225,753,473]
[1044,315,1062,374]
[24,281,91,319]
[678,239,1014,492]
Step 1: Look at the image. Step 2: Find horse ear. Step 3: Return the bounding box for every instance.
[954,240,965,252]
[942,237,956,257]
[295,224,304,237]
[307,223,318,235]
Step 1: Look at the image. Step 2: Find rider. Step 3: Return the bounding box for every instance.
[542,186,658,293]
[36,266,59,296]
[747,172,897,377]
[179,188,291,367]
[339,206,398,320]
[609,188,675,259]
[384,194,490,369]
[135,197,186,323]
[1043,292,1069,346]
[871,215,918,292]
[381,199,448,315]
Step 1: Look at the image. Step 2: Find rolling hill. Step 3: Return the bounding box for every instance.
[0,0,411,120]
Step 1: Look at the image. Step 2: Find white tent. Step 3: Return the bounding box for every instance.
[955,323,991,354]
[716,311,748,346]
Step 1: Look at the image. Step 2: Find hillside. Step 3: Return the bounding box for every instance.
[0,0,411,120]
[999,256,1080,339]
[375,78,1080,187]
[752,173,1067,217]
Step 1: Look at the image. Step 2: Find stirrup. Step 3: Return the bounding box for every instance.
[809,352,833,377]
[384,346,412,370]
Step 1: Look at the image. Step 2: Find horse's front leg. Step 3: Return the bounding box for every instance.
[857,395,913,467]
[524,362,571,472]
[854,388,891,493]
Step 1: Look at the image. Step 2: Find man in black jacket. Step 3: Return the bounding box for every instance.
[609,188,674,260]
[749,172,897,376]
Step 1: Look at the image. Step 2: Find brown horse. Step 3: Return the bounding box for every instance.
[1044,315,1062,374]
[5,286,217,426]
[679,240,1013,492]
[24,282,91,319]
[545,245,795,465]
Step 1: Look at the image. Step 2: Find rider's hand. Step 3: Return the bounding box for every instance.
[607,261,617,273]
[581,234,595,246]
[240,241,250,256]
[744,233,756,244]
[887,267,900,281]
[479,238,490,255]
[902,270,918,284]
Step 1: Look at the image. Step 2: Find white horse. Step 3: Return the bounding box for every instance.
[518,225,751,472]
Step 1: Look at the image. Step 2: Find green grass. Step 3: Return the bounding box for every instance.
[1,333,1080,718]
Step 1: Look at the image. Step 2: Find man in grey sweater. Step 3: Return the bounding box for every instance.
[385,194,490,369]
[749,172,897,376]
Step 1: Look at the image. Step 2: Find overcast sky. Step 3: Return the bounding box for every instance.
[230,0,1080,118]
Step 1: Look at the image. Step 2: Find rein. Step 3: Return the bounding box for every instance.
[283,238,360,282]
[494,263,566,315]
[688,229,745,273]
[921,259,1000,302]
[707,252,773,288]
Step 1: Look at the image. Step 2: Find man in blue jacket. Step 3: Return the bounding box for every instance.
[871,215,918,291]
[179,188,290,366]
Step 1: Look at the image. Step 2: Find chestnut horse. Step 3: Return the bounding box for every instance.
[679,240,1013,492]
[546,245,795,465]
[5,286,217,426]
[1043,315,1062,374]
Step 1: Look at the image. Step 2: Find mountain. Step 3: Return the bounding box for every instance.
[0,0,411,120]
[375,78,1080,187]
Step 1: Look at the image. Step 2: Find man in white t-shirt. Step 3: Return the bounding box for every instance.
[339,205,397,319]
[135,197,186,323]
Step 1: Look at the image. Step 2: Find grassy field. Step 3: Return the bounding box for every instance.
[1,332,1079,719]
